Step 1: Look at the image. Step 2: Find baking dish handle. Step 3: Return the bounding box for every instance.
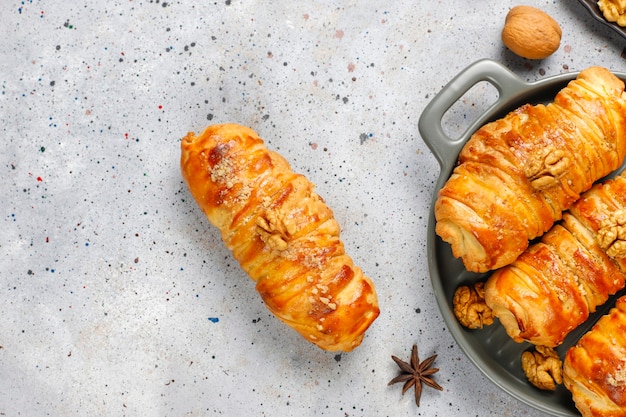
[418,59,529,172]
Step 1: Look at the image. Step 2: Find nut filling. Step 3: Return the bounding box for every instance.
[597,209,626,259]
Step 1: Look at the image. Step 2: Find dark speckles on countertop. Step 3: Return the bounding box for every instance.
[0,1,622,416]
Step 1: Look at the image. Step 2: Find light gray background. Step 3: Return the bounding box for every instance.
[1,1,624,416]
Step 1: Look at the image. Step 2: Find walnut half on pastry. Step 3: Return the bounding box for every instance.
[180,123,380,352]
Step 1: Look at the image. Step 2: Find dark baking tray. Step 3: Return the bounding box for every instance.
[578,0,626,39]
[419,59,626,416]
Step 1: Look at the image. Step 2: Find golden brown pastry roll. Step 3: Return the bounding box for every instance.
[564,295,626,417]
[485,172,626,347]
[180,123,379,351]
[435,66,626,272]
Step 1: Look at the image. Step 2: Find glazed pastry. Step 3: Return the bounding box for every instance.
[180,123,379,351]
[435,66,626,272]
[599,0,626,27]
[484,172,626,347]
[564,295,626,417]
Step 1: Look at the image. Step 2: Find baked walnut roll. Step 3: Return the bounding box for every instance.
[435,66,626,272]
[180,123,379,351]
[564,295,626,417]
[598,0,626,27]
[485,172,626,347]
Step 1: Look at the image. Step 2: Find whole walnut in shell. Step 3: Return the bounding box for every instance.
[501,5,562,60]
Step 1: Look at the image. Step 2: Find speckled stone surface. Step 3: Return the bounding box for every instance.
[1,1,625,416]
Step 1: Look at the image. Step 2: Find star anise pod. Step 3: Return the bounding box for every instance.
[388,344,443,406]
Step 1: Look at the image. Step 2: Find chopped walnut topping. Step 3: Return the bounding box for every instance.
[597,209,626,259]
[521,346,563,391]
[319,295,337,310]
[234,184,252,203]
[208,154,252,203]
[523,148,569,190]
[607,360,626,387]
[316,284,329,294]
[453,282,494,329]
[283,245,326,269]
[210,155,236,187]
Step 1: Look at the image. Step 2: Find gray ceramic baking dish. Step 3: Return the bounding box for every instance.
[419,59,626,416]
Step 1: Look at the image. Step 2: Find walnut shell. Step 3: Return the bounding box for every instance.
[501,6,562,60]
